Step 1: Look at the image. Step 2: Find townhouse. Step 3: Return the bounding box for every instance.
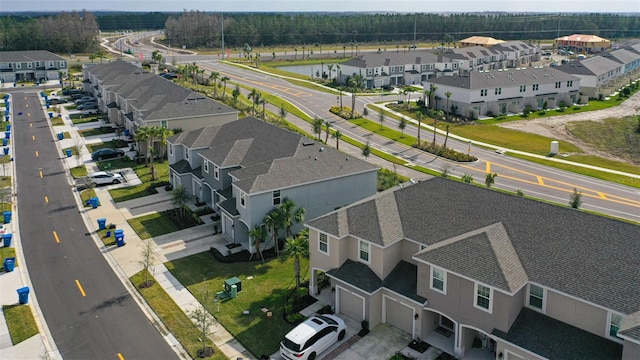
[555,34,611,54]
[82,60,238,154]
[167,117,379,251]
[422,67,581,119]
[337,42,540,89]
[306,177,640,360]
[0,50,67,84]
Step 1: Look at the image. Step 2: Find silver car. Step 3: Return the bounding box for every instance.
[87,171,123,185]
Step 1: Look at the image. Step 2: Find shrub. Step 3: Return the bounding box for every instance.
[146,184,159,195]
[415,143,478,162]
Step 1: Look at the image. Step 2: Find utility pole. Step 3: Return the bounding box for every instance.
[413,15,417,45]
[221,13,225,59]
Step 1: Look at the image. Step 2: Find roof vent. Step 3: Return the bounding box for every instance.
[314,157,318,161]
[302,141,315,146]
[319,147,324,152]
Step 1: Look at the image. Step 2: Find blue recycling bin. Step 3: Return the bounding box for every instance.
[46,104,50,109]
[89,197,100,209]
[97,218,107,230]
[65,149,72,157]
[115,229,125,247]
[6,124,10,132]
[2,139,7,146]
[17,287,30,304]
[124,129,130,137]
[40,91,45,97]
[48,112,53,119]
[4,131,9,140]
[4,116,8,121]
[3,211,11,224]
[57,132,63,140]
[3,234,12,247]
[3,147,8,155]
[4,257,15,272]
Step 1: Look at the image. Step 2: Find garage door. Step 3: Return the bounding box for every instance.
[385,297,413,335]
[505,351,524,360]
[338,288,364,321]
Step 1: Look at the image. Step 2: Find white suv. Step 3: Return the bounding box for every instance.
[280,314,346,360]
[87,171,123,186]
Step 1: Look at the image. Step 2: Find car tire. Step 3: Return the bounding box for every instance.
[338,329,346,341]
[112,179,120,184]
[308,352,316,360]
[97,156,103,161]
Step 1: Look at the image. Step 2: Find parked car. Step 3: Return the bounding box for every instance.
[280,315,346,360]
[91,148,124,161]
[77,102,98,110]
[62,89,82,96]
[70,93,83,100]
[74,97,95,105]
[48,97,67,105]
[87,171,123,185]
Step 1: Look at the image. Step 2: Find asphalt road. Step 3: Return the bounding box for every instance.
[11,91,176,360]
[199,61,640,223]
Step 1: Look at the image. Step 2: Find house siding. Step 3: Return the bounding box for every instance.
[545,288,608,337]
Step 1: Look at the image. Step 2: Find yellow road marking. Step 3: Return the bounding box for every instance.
[29,123,33,128]
[485,161,491,174]
[53,231,60,243]
[32,135,35,140]
[44,196,48,203]
[75,280,86,297]
[35,150,39,157]
[25,104,28,108]
[598,192,607,199]
[536,176,544,185]
[39,170,43,178]
[117,353,125,360]
[27,113,30,117]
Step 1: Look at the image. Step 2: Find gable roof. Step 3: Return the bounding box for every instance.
[556,56,622,77]
[169,117,378,194]
[459,36,504,46]
[555,34,610,44]
[425,66,579,90]
[619,311,640,342]
[0,50,66,62]
[307,177,640,314]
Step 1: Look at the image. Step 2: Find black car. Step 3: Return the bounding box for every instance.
[91,148,125,161]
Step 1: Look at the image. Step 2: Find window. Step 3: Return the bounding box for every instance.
[185,148,189,159]
[532,84,539,91]
[318,233,328,254]
[49,61,54,67]
[475,283,492,312]
[204,160,209,173]
[169,144,173,156]
[240,192,246,208]
[359,241,370,263]
[15,63,21,69]
[161,120,168,128]
[214,165,219,180]
[495,88,502,95]
[272,190,281,205]
[36,61,40,67]
[528,284,544,310]
[609,312,624,339]
[431,267,446,294]
[480,89,488,97]
[27,62,32,69]
[567,80,573,87]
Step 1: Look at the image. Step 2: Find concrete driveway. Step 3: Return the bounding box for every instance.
[332,323,412,360]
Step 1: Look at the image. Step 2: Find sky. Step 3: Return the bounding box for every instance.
[2,0,638,13]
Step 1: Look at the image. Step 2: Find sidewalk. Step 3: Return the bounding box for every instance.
[1,89,257,360]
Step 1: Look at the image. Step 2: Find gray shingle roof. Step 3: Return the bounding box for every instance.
[171,117,378,194]
[307,177,640,314]
[492,308,623,360]
[382,261,427,303]
[427,67,579,90]
[556,56,621,77]
[328,259,382,293]
[342,50,439,68]
[0,50,66,62]
[170,159,192,174]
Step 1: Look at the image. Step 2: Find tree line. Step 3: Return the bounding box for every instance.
[0,11,99,52]
[1,11,638,53]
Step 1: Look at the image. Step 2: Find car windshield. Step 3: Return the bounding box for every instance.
[281,338,300,352]
[317,315,337,325]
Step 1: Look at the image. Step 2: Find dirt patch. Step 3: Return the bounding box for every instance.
[498,92,640,162]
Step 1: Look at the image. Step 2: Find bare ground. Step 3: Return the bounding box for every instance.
[499,91,640,162]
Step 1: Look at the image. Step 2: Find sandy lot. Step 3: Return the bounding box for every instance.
[498,91,640,161]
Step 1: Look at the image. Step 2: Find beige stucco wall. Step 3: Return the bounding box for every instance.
[622,340,640,360]
[545,289,607,337]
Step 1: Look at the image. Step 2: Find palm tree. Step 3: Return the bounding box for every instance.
[260,97,267,120]
[432,113,438,147]
[443,125,450,148]
[134,126,152,166]
[326,64,334,82]
[264,209,284,257]
[399,118,407,137]
[248,88,259,116]
[485,173,498,188]
[378,109,385,128]
[416,112,423,146]
[248,225,267,263]
[220,76,230,99]
[362,141,371,161]
[445,91,452,121]
[313,117,324,141]
[428,85,438,110]
[279,106,287,125]
[280,198,305,240]
[155,126,174,160]
[209,71,220,96]
[152,50,163,64]
[281,229,309,290]
[171,185,190,218]
[349,74,364,119]
[331,130,343,149]
[324,120,332,143]
[232,85,240,106]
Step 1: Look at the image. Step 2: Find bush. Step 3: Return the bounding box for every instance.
[415,143,478,162]
[146,184,159,195]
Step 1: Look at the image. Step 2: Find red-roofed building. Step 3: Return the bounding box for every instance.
[555,34,611,54]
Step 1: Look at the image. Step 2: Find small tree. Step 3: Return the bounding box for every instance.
[137,239,157,288]
[281,229,310,291]
[189,289,215,358]
[461,174,473,183]
[312,117,324,141]
[231,85,240,106]
[378,109,385,129]
[569,188,582,209]
[398,117,407,137]
[73,138,84,167]
[248,225,267,263]
[485,173,498,188]
[324,120,332,144]
[331,130,343,149]
[172,185,190,218]
[362,141,371,161]
[279,106,287,125]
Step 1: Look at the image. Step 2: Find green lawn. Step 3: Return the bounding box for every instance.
[96,228,116,246]
[70,113,102,124]
[51,116,65,126]
[127,212,181,240]
[130,271,226,360]
[78,126,116,137]
[3,304,39,345]
[0,247,16,268]
[70,165,87,178]
[87,139,130,154]
[167,252,309,358]
[0,175,11,188]
[79,188,96,207]
[107,161,169,202]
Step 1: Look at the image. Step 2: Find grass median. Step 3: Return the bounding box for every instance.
[3,304,38,345]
